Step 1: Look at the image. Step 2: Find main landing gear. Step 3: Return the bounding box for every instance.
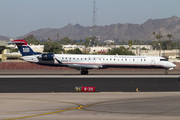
[81,69,89,75]
[164,69,168,75]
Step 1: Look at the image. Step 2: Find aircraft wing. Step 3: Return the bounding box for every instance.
[55,58,102,70]
[67,64,102,69]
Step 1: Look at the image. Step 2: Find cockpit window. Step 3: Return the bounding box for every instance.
[160,59,168,61]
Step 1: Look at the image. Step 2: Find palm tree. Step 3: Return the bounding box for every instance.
[122,40,124,45]
[128,40,133,49]
[166,34,173,50]
[167,34,172,40]
[152,32,156,50]
[153,32,156,40]
[48,37,51,42]
[156,34,163,56]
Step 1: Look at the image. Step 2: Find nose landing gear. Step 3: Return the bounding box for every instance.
[164,69,168,75]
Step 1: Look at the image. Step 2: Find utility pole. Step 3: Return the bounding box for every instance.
[91,1,97,46]
[57,33,59,42]
[159,31,162,56]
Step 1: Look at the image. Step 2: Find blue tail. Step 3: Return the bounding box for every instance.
[9,40,41,56]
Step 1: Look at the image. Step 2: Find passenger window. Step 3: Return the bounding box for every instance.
[121,59,123,61]
[66,57,67,59]
[125,59,127,61]
[85,58,86,60]
[69,58,71,59]
[77,58,79,60]
[144,59,146,61]
[133,59,135,61]
[114,59,116,61]
[81,58,83,60]
[62,57,64,59]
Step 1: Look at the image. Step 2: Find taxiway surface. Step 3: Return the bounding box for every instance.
[1,92,180,120]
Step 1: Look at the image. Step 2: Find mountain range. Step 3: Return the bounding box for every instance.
[3,16,180,42]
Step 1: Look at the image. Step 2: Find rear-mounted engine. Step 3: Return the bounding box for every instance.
[41,53,54,60]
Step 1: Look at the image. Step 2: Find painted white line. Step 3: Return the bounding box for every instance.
[0,75,179,78]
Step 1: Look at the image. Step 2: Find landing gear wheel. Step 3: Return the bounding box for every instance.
[164,69,168,75]
[81,70,89,75]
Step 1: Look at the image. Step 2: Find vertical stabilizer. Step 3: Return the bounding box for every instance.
[8,39,41,56]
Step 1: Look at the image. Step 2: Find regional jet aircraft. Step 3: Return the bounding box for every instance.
[8,40,176,75]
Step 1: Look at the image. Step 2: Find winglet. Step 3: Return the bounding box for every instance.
[55,58,63,65]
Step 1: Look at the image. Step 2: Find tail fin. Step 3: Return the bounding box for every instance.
[8,39,41,56]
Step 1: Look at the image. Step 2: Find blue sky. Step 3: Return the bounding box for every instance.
[1,0,180,38]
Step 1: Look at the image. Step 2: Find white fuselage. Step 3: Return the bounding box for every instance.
[21,54,176,70]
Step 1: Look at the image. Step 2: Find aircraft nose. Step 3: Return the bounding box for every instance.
[173,63,177,68]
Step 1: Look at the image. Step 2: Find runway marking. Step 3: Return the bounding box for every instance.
[3,98,84,120]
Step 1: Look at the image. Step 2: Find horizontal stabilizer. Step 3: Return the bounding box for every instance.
[7,41,25,44]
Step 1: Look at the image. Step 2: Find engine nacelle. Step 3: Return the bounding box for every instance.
[41,53,54,60]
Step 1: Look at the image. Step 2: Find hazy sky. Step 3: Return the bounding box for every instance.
[1,0,180,38]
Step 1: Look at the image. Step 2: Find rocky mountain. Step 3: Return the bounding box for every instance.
[0,35,10,41]
[20,16,180,42]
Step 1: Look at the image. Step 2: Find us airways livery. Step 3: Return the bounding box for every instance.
[8,40,176,75]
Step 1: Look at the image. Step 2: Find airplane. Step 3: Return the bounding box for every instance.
[8,39,176,75]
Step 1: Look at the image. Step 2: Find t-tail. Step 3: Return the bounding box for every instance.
[8,39,41,56]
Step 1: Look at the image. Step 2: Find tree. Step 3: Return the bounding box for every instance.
[67,48,82,54]
[60,37,71,45]
[152,32,156,50]
[48,37,51,42]
[128,40,133,49]
[153,32,156,39]
[24,35,41,45]
[122,40,125,45]
[165,34,173,50]
[84,37,90,47]
[137,40,140,45]
[165,40,172,50]
[106,46,135,55]
[167,34,172,40]
[71,40,77,45]
[80,39,83,45]
[156,34,163,53]
[43,41,64,53]
[156,34,163,40]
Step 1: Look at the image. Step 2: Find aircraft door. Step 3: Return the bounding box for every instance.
[151,58,155,65]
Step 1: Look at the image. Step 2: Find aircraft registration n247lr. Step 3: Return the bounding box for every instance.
[8,39,176,75]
